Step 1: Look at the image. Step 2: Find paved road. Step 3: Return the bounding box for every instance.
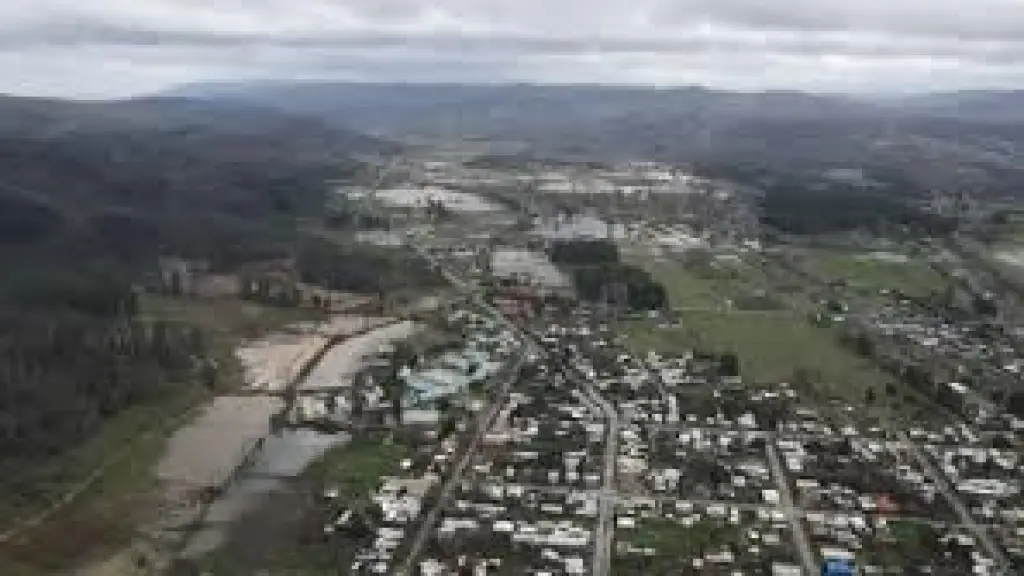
[414,240,625,576]
[766,442,818,576]
[395,245,534,576]
[577,380,618,576]
[394,353,525,576]
[898,432,1010,571]
[422,241,618,576]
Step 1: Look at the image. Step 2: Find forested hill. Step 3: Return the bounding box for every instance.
[0,94,390,267]
[0,94,386,468]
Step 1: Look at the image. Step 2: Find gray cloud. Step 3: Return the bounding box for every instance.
[1,1,1023,98]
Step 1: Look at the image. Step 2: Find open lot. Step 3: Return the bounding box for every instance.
[305,437,414,498]
[626,312,892,399]
[626,256,894,404]
[808,249,945,298]
[637,254,792,313]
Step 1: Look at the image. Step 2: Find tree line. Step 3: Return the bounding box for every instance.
[546,239,668,311]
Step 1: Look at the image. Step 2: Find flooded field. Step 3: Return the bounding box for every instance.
[181,478,288,557]
[300,320,423,391]
[375,186,504,212]
[150,312,426,565]
[994,249,1024,269]
[236,334,328,392]
[158,396,282,488]
[492,248,571,289]
[316,315,392,337]
[174,426,350,557]
[854,251,911,263]
[248,430,348,477]
[180,430,347,558]
[534,214,621,240]
[235,315,394,392]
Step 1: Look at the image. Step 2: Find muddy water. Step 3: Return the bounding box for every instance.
[300,320,422,391]
[174,320,421,560]
[179,429,348,559]
[249,429,349,477]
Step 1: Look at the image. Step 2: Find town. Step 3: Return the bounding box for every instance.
[4,139,1024,576]
[6,11,1024,576]
[130,151,1023,576]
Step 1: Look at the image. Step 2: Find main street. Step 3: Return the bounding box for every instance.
[571,369,619,576]
[403,240,619,576]
[898,431,1010,571]
[765,442,818,575]
[394,353,525,576]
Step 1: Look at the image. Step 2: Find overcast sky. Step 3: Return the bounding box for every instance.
[4,0,1024,99]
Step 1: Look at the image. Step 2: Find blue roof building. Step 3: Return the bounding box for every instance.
[821,558,856,576]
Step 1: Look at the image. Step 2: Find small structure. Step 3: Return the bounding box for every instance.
[821,558,857,576]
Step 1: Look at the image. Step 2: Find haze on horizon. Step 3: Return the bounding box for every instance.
[4,0,1024,100]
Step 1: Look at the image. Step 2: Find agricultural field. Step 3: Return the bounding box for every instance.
[626,312,891,398]
[808,249,945,298]
[626,256,895,406]
[639,253,788,313]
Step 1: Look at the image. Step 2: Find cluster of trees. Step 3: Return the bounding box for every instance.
[547,239,619,265]
[572,264,668,311]
[0,266,209,471]
[759,181,958,237]
[548,239,668,311]
[0,96,385,470]
[693,161,959,238]
[296,237,442,294]
[1005,392,1024,418]
[837,327,969,416]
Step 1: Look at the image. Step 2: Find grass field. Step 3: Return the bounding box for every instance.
[810,250,945,298]
[626,312,892,398]
[199,546,340,576]
[0,387,206,573]
[305,436,412,499]
[614,519,740,573]
[627,256,895,404]
[639,255,780,311]
[652,263,729,308]
[139,294,328,342]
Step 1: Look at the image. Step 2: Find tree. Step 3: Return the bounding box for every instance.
[169,270,183,296]
[382,341,416,426]
[719,352,740,377]
[853,333,874,357]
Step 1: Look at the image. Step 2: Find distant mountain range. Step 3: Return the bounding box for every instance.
[157,83,1024,193]
[162,81,1024,137]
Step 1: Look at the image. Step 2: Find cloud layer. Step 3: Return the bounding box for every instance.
[3,0,1024,98]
